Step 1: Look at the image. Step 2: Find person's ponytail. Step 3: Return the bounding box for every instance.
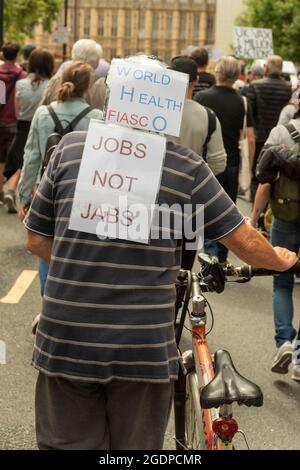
[57,61,92,102]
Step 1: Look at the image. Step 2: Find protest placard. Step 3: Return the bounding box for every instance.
[105,57,189,137]
[69,119,166,243]
[233,27,273,59]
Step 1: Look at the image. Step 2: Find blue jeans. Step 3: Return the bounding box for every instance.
[204,165,239,263]
[271,218,299,347]
[38,259,49,296]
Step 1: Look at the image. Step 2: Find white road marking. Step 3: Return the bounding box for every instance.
[0,270,38,304]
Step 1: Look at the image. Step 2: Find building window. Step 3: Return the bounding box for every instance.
[111,14,118,37]
[193,15,200,41]
[152,14,159,39]
[179,14,186,40]
[110,49,117,60]
[165,51,172,64]
[138,13,145,38]
[207,13,215,44]
[166,15,173,40]
[98,14,104,36]
[125,12,132,38]
[84,10,90,36]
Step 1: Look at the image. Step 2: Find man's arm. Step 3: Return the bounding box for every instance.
[247,126,256,171]
[27,231,53,264]
[250,183,271,226]
[206,117,227,175]
[220,222,297,271]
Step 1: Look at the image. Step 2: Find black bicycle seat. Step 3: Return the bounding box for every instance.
[200,350,263,409]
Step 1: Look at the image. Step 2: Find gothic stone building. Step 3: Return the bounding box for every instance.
[34,0,217,62]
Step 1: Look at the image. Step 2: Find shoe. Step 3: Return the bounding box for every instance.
[31,313,41,335]
[0,192,4,206]
[271,341,293,374]
[4,190,17,213]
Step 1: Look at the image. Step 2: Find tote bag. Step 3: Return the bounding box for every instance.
[238,96,251,192]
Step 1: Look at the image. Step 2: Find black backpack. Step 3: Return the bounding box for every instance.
[41,105,92,177]
[202,106,217,161]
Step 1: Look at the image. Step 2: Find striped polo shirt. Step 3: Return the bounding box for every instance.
[25,130,244,384]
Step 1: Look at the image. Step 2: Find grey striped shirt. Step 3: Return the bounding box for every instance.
[25,131,244,384]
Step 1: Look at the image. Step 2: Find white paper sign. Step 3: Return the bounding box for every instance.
[233,27,274,59]
[69,120,166,243]
[105,57,189,137]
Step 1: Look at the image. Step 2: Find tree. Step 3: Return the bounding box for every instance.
[237,0,300,62]
[4,0,63,42]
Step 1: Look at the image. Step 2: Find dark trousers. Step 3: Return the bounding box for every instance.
[4,120,31,179]
[0,122,16,165]
[204,165,239,263]
[250,141,265,202]
[35,372,174,450]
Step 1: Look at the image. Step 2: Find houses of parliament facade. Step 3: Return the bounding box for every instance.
[34,0,217,62]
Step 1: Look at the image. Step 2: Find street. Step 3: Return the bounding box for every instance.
[0,199,300,450]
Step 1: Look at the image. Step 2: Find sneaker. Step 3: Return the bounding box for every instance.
[0,192,4,206]
[271,341,293,374]
[4,190,17,214]
[31,313,41,335]
[291,366,300,382]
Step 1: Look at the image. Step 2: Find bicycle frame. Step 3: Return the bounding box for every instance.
[174,272,236,450]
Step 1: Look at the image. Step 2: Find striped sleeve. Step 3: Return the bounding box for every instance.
[191,162,244,241]
[24,141,63,238]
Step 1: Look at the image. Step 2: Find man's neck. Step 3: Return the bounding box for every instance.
[4,60,16,66]
[186,86,193,100]
[198,66,207,73]
[216,80,232,89]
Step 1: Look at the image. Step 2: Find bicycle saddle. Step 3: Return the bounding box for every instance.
[200,350,263,409]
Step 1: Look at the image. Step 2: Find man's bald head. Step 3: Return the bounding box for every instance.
[266,55,283,76]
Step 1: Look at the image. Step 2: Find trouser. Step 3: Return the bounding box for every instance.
[38,259,49,296]
[0,122,16,165]
[35,372,174,450]
[271,218,300,347]
[204,165,239,263]
[4,120,31,179]
[250,141,264,202]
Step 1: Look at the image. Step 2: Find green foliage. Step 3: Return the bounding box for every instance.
[4,0,63,42]
[237,0,300,62]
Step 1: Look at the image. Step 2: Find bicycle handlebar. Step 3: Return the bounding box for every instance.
[229,260,300,279]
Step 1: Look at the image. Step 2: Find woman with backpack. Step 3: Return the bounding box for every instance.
[250,104,300,382]
[18,60,103,297]
[4,49,54,213]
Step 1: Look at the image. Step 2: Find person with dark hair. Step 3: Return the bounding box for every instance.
[3,49,55,213]
[0,42,26,206]
[189,47,216,97]
[18,61,103,301]
[20,44,36,72]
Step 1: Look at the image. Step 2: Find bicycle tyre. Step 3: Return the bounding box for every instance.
[185,372,206,450]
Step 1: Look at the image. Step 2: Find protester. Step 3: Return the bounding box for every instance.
[189,47,215,97]
[0,42,26,206]
[194,56,256,265]
[25,116,296,450]
[247,55,292,201]
[41,39,107,109]
[277,86,299,126]
[4,49,54,213]
[18,61,103,299]
[20,44,36,72]
[251,107,300,380]
[168,56,226,176]
[95,58,110,78]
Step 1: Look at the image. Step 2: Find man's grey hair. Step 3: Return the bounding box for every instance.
[266,55,283,76]
[215,56,241,86]
[72,39,103,70]
[250,61,264,78]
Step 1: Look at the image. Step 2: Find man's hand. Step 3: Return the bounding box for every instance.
[18,203,30,222]
[273,247,298,272]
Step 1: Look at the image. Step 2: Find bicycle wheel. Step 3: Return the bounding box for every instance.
[185,372,206,450]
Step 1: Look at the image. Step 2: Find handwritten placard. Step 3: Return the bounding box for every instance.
[233,27,273,59]
[69,120,166,243]
[105,57,189,137]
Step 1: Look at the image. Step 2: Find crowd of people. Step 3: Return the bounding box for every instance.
[1,38,300,450]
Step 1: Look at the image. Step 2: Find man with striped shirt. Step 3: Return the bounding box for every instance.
[25,130,297,450]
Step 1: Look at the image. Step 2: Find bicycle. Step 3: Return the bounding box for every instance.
[173,254,300,450]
